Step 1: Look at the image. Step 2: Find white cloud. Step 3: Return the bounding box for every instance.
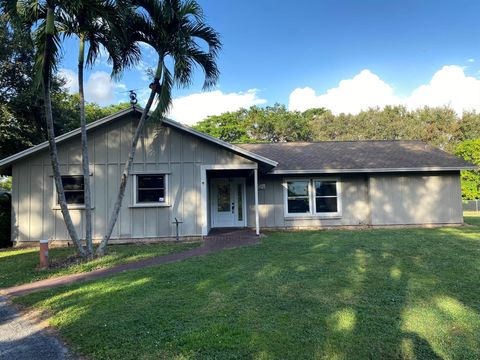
[58,69,125,105]
[289,69,397,114]
[467,58,475,63]
[58,68,78,93]
[288,65,480,115]
[85,71,125,105]
[165,89,267,125]
[407,65,480,113]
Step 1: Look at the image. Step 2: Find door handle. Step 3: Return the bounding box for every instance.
[231,202,235,213]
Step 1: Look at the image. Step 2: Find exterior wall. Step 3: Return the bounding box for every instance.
[248,172,463,228]
[369,173,463,225]
[11,114,255,243]
[247,175,370,228]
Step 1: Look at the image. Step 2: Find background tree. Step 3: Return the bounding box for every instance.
[2,0,90,256]
[455,139,480,199]
[0,13,131,159]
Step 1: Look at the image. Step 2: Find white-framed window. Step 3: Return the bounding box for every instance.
[283,178,341,217]
[53,175,91,209]
[286,180,311,214]
[313,180,340,214]
[61,175,85,205]
[133,174,169,207]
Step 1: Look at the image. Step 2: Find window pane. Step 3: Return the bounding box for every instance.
[138,189,165,203]
[287,181,309,197]
[60,176,85,205]
[315,181,337,197]
[64,191,85,205]
[287,198,310,213]
[62,176,84,191]
[217,183,230,212]
[237,184,243,221]
[316,197,338,213]
[138,175,164,189]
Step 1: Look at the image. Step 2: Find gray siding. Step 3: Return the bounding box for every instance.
[248,173,463,229]
[369,173,463,225]
[11,114,254,243]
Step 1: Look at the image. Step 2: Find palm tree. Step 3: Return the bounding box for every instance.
[96,0,221,255]
[1,0,88,256]
[60,0,140,255]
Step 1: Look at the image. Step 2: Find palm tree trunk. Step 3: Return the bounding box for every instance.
[44,6,87,257]
[78,35,93,255]
[96,62,163,256]
[96,90,156,255]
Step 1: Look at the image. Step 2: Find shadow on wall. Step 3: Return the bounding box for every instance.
[16,226,480,359]
[0,192,12,247]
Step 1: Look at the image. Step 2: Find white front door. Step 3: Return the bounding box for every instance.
[210,178,246,228]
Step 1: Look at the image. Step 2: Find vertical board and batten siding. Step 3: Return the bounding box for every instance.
[369,173,463,225]
[11,114,255,243]
[246,173,463,228]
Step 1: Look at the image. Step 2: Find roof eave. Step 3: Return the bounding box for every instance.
[269,166,477,174]
[0,107,278,170]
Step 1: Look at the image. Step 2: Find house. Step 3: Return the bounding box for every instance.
[0,107,475,245]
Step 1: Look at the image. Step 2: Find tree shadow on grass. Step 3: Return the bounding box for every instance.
[15,226,480,360]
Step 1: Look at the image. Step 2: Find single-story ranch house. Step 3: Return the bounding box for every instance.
[0,107,475,245]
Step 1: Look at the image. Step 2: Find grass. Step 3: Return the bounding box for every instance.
[0,242,199,289]
[11,214,480,359]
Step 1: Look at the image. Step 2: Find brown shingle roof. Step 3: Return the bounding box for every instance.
[237,141,475,173]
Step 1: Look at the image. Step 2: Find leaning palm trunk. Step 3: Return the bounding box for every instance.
[78,35,93,255]
[96,71,159,256]
[43,7,87,257]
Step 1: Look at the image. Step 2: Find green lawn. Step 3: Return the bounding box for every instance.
[14,215,480,359]
[0,242,199,289]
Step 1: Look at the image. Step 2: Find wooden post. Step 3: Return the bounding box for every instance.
[39,239,49,269]
[254,168,260,236]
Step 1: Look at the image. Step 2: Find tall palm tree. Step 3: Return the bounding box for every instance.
[96,0,221,255]
[1,0,88,256]
[60,0,140,255]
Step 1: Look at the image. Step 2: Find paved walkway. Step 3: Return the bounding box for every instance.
[0,296,73,359]
[2,230,261,297]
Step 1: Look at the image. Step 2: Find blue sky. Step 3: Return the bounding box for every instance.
[58,0,480,124]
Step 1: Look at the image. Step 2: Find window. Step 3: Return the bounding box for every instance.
[136,174,166,204]
[284,178,341,217]
[286,180,311,214]
[217,183,230,212]
[60,175,85,205]
[314,180,338,213]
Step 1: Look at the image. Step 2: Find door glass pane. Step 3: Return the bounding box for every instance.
[217,183,230,212]
[237,184,243,221]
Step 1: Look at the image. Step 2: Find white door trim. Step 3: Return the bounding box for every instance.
[200,164,257,236]
[210,178,246,228]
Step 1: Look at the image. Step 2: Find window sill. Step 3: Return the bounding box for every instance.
[129,203,171,208]
[285,214,342,220]
[52,206,94,210]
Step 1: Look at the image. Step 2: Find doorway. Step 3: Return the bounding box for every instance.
[210,178,246,228]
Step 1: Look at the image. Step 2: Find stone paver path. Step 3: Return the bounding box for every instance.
[0,296,73,360]
[2,230,261,297]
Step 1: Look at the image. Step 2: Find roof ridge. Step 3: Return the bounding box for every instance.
[238,140,426,145]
